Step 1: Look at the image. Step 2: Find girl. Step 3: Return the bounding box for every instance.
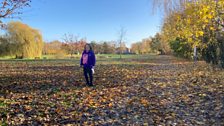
[80,44,96,86]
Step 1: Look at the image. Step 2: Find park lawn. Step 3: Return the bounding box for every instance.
[0,56,15,60]
[0,55,223,125]
[0,54,161,64]
[1,53,165,62]
[41,54,147,59]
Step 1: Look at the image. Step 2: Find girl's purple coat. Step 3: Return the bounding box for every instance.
[80,50,96,68]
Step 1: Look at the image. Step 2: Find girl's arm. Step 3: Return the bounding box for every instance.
[92,52,96,67]
[80,53,83,66]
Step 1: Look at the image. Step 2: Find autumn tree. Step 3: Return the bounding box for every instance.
[108,41,116,54]
[7,21,43,59]
[43,40,63,55]
[89,41,115,54]
[141,38,152,54]
[116,42,127,54]
[155,0,224,67]
[0,1,32,57]
[102,42,110,54]
[76,39,87,54]
[62,34,79,57]
[0,35,11,56]
[131,42,142,54]
[151,33,160,52]
[90,41,100,54]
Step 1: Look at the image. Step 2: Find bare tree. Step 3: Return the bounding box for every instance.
[117,26,126,59]
[153,0,192,15]
[62,33,79,57]
[0,0,31,25]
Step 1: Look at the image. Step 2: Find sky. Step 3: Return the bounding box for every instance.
[3,0,164,47]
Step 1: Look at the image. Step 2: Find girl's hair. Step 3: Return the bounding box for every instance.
[84,43,93,51]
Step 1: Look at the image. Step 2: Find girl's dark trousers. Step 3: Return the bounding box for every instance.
[83,67,93,86]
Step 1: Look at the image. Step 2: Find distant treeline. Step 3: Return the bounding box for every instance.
[131,33,170,55]
[0,21,166,59]
[43,40,129,56]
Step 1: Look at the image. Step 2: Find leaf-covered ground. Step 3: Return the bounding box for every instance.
[0,56,224,125]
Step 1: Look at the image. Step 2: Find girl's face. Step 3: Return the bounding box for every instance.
[85,45,90,52]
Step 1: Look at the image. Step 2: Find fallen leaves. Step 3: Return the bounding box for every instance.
[0,56,223,125]
[140,98,149,107]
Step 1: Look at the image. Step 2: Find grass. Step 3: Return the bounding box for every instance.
[0,56,15,59]
[96,54,155,58]
[0,100,7,126]
[0,54,157,60]
[42,54,144,60]
[0,54,188,66]
[0,101,7,108]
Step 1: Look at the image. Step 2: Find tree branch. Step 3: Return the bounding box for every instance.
[0,0,31,19]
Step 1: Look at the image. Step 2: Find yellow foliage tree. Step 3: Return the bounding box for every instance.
[7,21,43,59]
[160,0,224,58]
